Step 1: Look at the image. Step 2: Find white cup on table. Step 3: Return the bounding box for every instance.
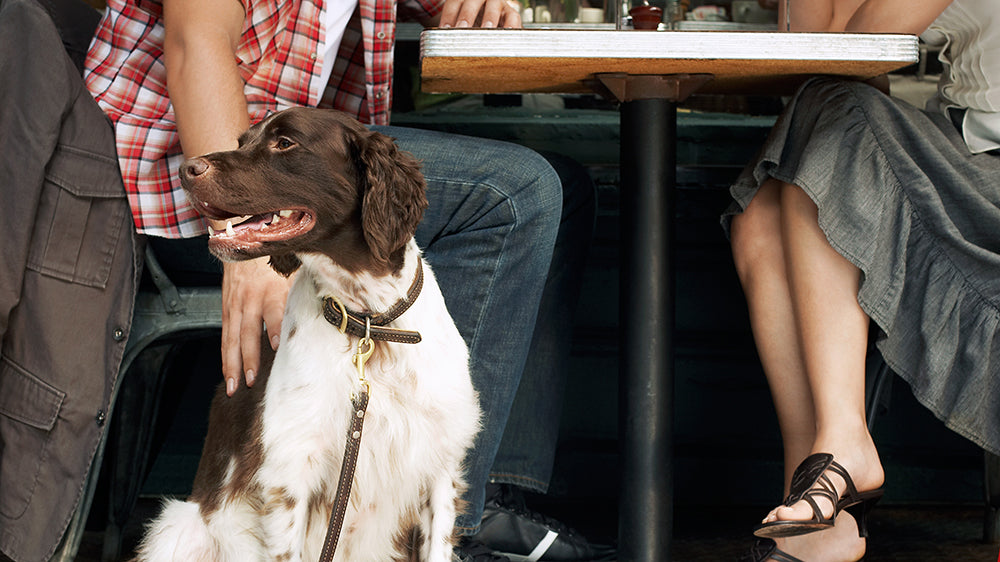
[579,7,605,22]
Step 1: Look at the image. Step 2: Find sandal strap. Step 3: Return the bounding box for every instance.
[822,457,861,503]
[770,547,806,562]
[786,453,864,522]
[786,453,834,504]
[799,470,839,522]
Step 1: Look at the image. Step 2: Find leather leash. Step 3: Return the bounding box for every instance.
[318,261,424,562]
[320,356,370,562]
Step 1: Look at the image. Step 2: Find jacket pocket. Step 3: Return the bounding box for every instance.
[0,357,65,519]
[27,144,128,289]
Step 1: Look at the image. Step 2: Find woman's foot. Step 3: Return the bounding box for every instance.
[762,439,884,532]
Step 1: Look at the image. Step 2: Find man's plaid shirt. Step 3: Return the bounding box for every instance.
[85,0,439,238]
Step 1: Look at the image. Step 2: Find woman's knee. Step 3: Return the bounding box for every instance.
[730,179,785,282]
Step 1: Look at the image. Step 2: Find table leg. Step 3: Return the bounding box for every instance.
[618,97,675,561]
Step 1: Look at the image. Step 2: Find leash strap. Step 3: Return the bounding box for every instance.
[319,387,369,562]
[317,262,424,561]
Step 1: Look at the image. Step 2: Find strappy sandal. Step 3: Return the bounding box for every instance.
[753,453,883,539]
[738,538,805,562]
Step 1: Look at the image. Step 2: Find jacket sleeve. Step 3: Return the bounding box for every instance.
[0,0,76,339]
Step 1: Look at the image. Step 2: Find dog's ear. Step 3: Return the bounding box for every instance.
[268,254,301,277]
[355,130,428,268]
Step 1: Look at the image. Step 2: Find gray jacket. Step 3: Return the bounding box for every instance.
[0,0,140,559]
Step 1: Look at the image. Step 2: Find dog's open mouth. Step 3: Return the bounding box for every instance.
[200,203,315,250]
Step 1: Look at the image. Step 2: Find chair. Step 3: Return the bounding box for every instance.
[865,351,1000,544]
[52,247,223,562]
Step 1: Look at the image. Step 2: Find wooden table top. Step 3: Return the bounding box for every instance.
[419,29,920,96]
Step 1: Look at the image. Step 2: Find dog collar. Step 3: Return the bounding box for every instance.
[322,258,423,344]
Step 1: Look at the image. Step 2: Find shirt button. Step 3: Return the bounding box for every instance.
[376,31,386,39]
[112,328,125,341]
[96,410,107,427]
[310,52,316,60]
[375,90,384,99]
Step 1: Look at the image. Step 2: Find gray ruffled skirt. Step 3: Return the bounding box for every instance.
[722,77,1000,455]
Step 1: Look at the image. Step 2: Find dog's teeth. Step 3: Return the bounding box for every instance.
[261,222,268,229]
[226,221,235,236]
[208,226,216,237]
[272,214,281,224]
[279,210,293,218]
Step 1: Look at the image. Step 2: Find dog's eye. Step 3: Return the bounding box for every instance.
[275,137,295,150]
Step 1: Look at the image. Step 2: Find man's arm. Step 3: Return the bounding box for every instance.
[163,0,247,156]
[164,0,294,396]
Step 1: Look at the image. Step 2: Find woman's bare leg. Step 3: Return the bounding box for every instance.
[733,180,881,561]
[731,179,815,483]
[765,182,884,528]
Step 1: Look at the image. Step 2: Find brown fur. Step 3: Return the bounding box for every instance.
[180,107,428,276]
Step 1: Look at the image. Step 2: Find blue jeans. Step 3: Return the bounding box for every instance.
[375,126,567,532]
[486,152,595,497]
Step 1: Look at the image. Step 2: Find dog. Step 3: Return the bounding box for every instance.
[135,108,481,562]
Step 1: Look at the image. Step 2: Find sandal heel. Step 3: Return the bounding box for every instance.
[843,492,882,538]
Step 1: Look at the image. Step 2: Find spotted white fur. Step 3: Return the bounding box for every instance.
[136,240,480,562]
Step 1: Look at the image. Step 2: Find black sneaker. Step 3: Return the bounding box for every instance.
[454,538,512,561]
[469,484,616,562]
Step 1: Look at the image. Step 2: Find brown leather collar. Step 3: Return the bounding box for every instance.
[321,259,423,344]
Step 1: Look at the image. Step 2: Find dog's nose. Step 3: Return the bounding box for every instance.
[181,157,210,179]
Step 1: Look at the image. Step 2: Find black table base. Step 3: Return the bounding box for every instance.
[591,73,714,562]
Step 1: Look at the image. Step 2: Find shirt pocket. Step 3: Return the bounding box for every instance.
[0,357,65,519]
[27,145,129,289]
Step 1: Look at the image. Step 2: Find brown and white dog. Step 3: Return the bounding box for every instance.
[135,108,480,562]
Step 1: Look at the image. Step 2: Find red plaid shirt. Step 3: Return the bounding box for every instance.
[85,0,440,238]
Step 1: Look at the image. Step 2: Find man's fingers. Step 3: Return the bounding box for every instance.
[501,0,522,28]
[240,314,262,387]
[455,2,483,27]
[437,0,523,28]
[221,308,244,396]
[479,0,503,27]
[264,301,284,351]
[438,1,460,27]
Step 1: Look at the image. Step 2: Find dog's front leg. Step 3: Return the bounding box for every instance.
[261,486,311,562]
[421,471,462,562]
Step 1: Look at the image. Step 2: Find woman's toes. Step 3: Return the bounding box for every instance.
[774,499,830,522]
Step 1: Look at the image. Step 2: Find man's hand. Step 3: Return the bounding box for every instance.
[436,0,522,28]
[220,257,294,395]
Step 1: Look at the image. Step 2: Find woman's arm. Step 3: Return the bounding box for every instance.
[164,0,294,396]
[784,0,864,32]
[786,0,952,33]
[843,0,952,34]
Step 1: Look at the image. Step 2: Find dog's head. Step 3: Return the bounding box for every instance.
[180,107,428,277]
